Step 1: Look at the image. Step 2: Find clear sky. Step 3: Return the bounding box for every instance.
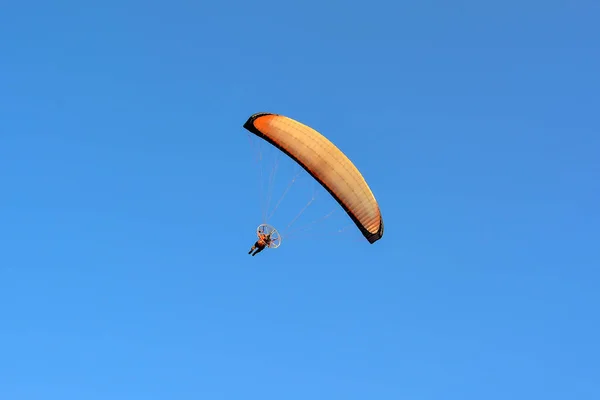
[1,1,598,399]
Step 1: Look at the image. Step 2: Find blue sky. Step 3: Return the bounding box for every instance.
[1,1,598,399]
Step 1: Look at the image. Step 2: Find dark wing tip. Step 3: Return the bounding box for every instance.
[367,218,384,244]
[243,112,277,130]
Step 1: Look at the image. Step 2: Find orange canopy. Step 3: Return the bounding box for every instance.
[243,112,384,244]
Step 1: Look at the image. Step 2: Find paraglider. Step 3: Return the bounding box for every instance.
[248,234,269,256]
[243,112,384,254]
[248,224,281,256]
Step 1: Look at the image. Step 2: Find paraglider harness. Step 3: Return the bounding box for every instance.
[249,232,271,256]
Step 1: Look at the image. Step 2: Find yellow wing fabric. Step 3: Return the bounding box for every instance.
[243,112,384,244]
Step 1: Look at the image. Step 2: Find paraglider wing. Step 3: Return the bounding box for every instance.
[243,112,384,244]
